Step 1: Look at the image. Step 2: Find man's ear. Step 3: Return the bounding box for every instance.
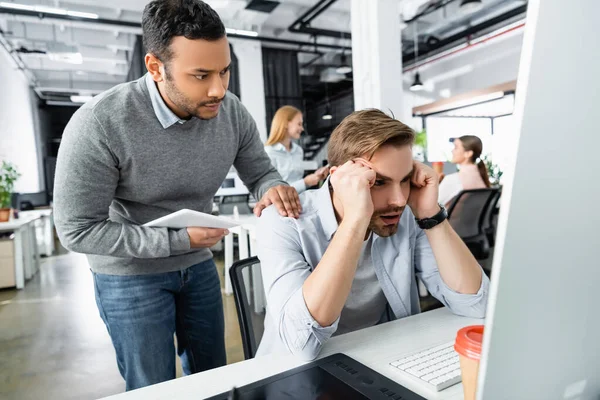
[145,53,165,82]
[329,166,338,175]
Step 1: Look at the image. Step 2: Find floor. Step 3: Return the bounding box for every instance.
[0,247,244,400]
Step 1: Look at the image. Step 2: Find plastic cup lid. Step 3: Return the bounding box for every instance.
[454,325,484,360]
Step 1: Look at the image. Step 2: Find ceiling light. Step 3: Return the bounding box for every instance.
[440,88,452,98]
[49,52,83,64]
[67,10,99,19]
[226,28,259,37]
[336,54,352,74]
[70,95,93,103]
[460,0,483,13]
[410,72,424,91]
[0,2,98,19]
[0,2,33,11]
[322,104,333,120]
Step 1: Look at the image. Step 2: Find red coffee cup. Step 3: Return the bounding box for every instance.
[454,325,484,400]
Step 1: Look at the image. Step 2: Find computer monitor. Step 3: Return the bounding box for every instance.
[478,1,600,399]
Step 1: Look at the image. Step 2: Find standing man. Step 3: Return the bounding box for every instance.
[53,0,300,390]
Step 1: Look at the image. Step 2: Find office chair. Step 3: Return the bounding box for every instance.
[229,256,267,360]
[219,194,252,215]
[481,188,502,247]
[447,188,500,260]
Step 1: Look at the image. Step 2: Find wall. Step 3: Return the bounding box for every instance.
[229,38,268,142]
[0,46,43,193]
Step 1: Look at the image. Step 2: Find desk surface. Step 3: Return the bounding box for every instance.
[20,209,53,218]
[0,215,41,231]
[102,308,481,400]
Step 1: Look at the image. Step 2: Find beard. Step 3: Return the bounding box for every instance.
[368,206,405,237]
[163,72,225,120]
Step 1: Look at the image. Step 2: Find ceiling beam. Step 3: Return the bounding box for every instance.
[0,7,351,51]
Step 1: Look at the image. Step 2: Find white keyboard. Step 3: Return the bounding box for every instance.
[389,342,462,391]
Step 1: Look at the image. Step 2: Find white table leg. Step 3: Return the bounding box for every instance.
[47,215,55,256]
[224,232,234,295]
[14,229,24,289]
[22,225,32,280]
[28,222,40,275]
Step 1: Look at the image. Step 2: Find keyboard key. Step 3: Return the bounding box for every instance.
[388,341,462,392]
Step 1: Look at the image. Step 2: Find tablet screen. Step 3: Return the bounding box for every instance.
[235,365,368,399]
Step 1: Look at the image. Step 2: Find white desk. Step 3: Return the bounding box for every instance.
[0,215,41,289]
[20,209,54,256]
[101,308,481,400]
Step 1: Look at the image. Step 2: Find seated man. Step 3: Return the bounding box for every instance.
[255,109,489,360]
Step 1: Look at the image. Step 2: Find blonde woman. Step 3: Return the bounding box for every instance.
[265,106,329,193]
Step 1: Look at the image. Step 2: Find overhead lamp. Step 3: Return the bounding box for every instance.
[409,24,424,92]
[48,52,83,64]
[410,72,424,92]
[322,104,333,120]
[225,28,259,37]
[336,54,352,74]
[460,0,483,13]
[70,95,93,103]
[0,2,99,19]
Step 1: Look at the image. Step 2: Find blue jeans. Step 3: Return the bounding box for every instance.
[92,259,226,390]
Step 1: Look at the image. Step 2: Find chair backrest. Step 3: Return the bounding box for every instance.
[229,256,266,360]
[482,188,502,232]
[447,188,499,239]
[219,194,252,215]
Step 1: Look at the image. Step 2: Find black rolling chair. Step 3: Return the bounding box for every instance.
[447,188,500,260]
[229,256,267,360]
[481,188,502,247]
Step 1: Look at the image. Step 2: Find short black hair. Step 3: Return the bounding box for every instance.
[142,0,226,62]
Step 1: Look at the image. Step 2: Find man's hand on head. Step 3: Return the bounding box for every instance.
[329,159,375,224]
[254,185,301,218]
[408,161,441,219]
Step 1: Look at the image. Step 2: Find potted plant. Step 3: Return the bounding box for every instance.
[483,155,503,186]
[0,161,20,222]
[413,129,428,162]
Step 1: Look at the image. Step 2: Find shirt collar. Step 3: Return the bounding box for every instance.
[145,73,187,129]
[315,177,340,240]
[272,142,301,153]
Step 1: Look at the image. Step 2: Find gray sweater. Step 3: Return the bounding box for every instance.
[54,76,286,275]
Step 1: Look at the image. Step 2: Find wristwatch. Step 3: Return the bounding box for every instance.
[415,205,448,230]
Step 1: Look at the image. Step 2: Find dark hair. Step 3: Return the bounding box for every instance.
[142,0,226,63]
[328,109,415,167]
[458,135,491,188]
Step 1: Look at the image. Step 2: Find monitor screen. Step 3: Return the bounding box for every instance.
[221,178,235,188]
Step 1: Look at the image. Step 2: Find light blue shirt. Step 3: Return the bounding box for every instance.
[255,180,490,360]
[264,142,307,193]
[145,73,187,129]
